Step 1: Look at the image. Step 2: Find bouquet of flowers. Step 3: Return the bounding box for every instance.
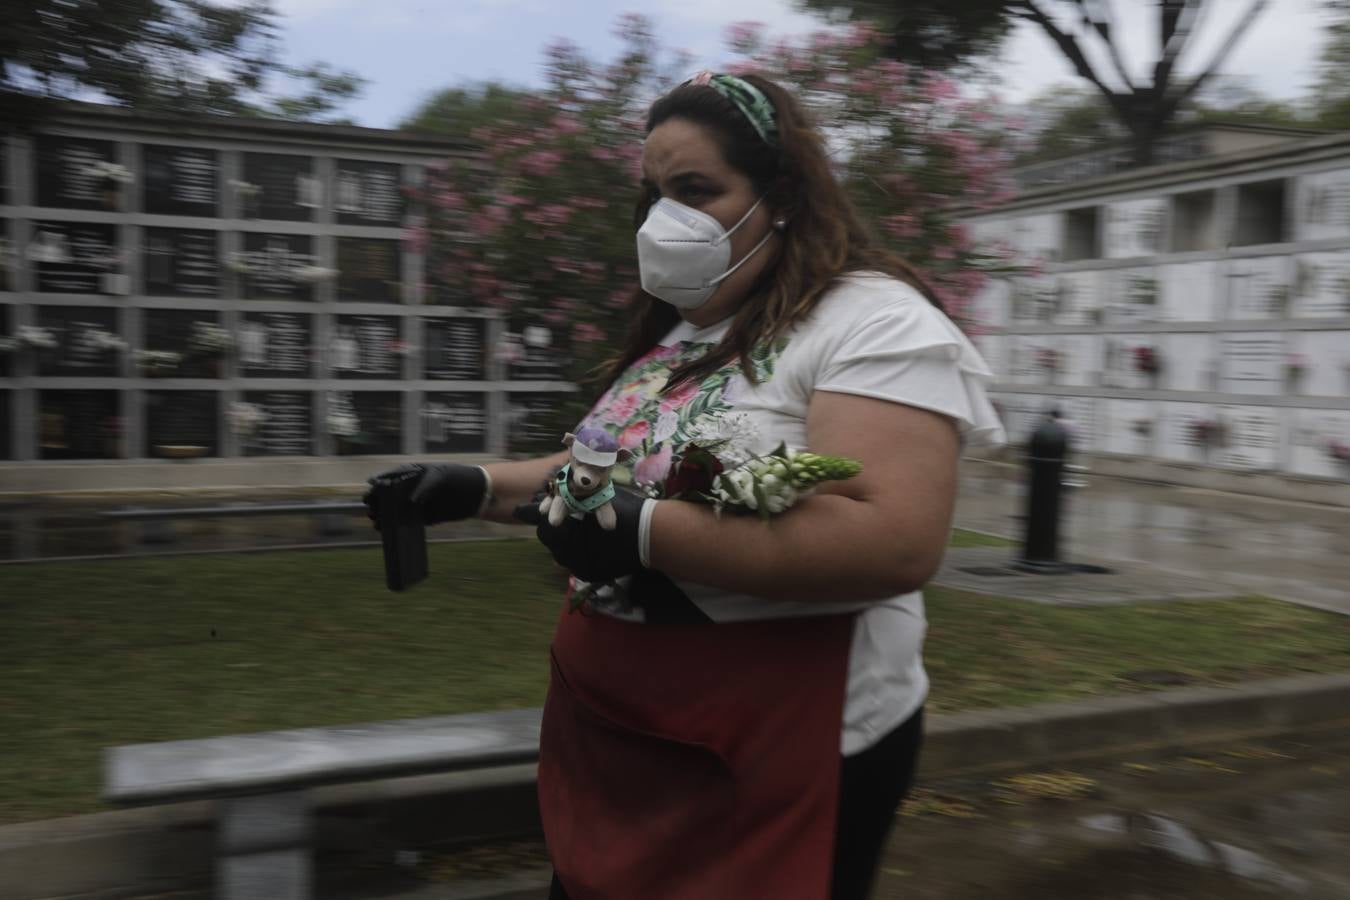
[82,161,134,185]
[1034,348,1059,372]
[18,325,58,349]
[327,410,359,437]
[188,321,233,354]
[1132,345,1161,375]
[644,441,862,519]
[227,401,266,438]
[133,349,182,376]
[80,326,127,353]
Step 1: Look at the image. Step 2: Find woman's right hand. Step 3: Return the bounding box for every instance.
[362,463,489,528]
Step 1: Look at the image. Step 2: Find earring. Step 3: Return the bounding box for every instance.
[773,219,787,230]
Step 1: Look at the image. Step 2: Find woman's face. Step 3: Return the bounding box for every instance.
[640,117,779,327]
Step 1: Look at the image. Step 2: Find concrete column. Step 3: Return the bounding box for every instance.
[217,791,313,900]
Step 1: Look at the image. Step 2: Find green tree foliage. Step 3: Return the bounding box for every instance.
[1017,77,1313,166]
[795,0,1016,70]
[0,0,365,126]
[1315,1,1350,129]
[795,0,1273,166]
[400,82,543,137]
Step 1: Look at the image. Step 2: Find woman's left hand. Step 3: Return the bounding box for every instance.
[513,489,650,583]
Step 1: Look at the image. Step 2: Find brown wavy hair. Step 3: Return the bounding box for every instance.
[595,72,938,395]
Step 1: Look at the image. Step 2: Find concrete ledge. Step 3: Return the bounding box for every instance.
[5,674,1350,900]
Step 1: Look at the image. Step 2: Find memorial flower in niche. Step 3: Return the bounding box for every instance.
[1132,345,1160,375]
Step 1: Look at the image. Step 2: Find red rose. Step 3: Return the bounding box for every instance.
[663,444,725,499]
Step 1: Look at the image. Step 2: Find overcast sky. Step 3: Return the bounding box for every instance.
[264,0,1336,128]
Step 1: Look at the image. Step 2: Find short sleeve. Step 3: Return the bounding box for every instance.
[815,282,1006,446]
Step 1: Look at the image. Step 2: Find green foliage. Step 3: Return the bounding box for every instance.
[1315,0,1350,129]
[0,0,365,125]
[401,82,544,137]
[794,0,1015,70]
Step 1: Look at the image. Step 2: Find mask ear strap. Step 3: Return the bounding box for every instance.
[707,228,775,288]
[713,196,764,246]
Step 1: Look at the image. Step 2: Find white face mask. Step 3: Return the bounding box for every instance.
[636,196,774,310]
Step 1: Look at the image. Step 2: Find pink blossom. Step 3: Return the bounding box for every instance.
[431,190,464,210]
[882,213,921,241]
[601,391,642,424]
[403,222,428,253]
[552,114,584,135]
[573,322,605,344]
[845,21,878,49]
[618,420,650,449]
[633,443,673,486]
[519,150,564,177]
[659,378,700,413]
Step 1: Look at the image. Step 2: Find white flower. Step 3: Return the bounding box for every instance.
[84,161,134,184]
[133,349,183,374]
[83,328,126,352]
[292,265,337,283]
[18,325,57,349]
[229,179,261,198]
[189,321,233,353]
[227,401,267,436]
[327,413,359,437]
[225,251,259,274]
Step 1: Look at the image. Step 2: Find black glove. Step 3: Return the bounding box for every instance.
[363,463,488,528]
[513,488,649,584]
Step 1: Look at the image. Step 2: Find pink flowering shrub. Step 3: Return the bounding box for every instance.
[413,15,1021,447]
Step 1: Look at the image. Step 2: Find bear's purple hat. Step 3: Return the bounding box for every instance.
[569,426,621,467]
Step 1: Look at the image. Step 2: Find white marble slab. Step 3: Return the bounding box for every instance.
[1292,251,1350,318]
[1104,198,1167,259]
[1294,168,1350,242]
[1226,256,1292,320]
[1158,260,1221,322]
[1219,332,1285,396]
[1289,408,1350,479]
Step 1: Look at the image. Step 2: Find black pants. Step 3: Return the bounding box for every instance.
[548,707,924,900]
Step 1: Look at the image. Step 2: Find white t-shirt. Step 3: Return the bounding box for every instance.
[572,271,1006,754]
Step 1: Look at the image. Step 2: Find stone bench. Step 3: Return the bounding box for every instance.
[103,708,543,900]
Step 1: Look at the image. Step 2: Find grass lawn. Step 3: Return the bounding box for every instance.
[3,538,1350,825]
[947,528,1016,549]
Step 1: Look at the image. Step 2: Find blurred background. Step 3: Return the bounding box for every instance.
[1,2,1349,898]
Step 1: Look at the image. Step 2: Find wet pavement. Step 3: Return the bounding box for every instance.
[266,725,1350,899]
[953,460,1350,615]
[875,725,1350,899]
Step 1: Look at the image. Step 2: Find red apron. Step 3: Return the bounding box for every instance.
[539,603,857,900]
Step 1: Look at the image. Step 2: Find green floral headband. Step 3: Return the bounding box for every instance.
[689,71,779,148]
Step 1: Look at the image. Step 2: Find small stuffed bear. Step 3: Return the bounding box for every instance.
[539,428,632,531]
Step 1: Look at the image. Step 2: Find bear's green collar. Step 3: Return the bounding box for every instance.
[555,464,616,514]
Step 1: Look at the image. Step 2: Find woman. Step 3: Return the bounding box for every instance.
[367,72,1003,900]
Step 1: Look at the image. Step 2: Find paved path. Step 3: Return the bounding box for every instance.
[934,546,1243,606]
[952,461,1350,615]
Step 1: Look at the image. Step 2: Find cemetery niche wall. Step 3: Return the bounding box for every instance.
[0,105,578,470]
[966,129,1350,484]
